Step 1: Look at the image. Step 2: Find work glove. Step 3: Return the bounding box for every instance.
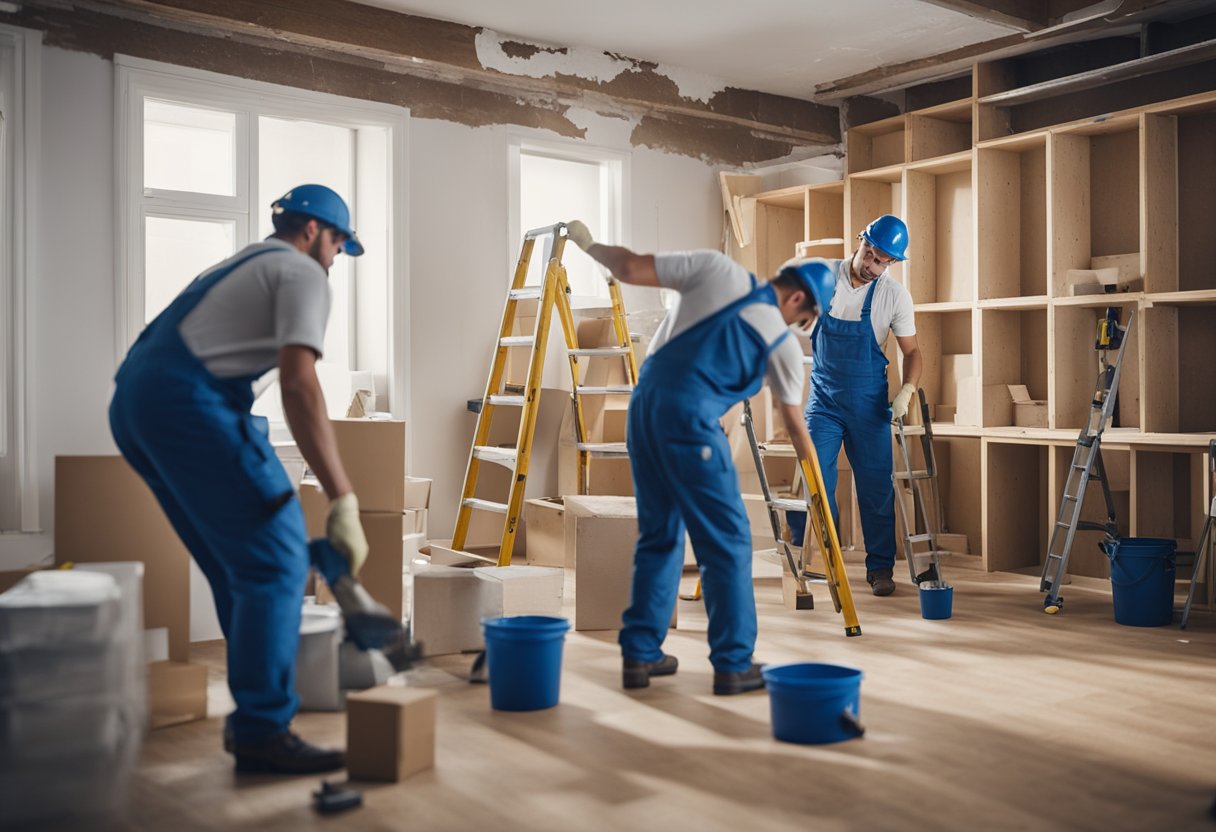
[565,220,595,252]
[327,492,369,576]
[891,383,917,422]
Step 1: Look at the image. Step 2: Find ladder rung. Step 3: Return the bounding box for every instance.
[509,287,542,300]
[898,425,927,436]
[576,385,634,395]
[462,497,509,514]
[1055,521,1072,529]
[568,347,630,357]
[894,470,932,480]
[1062,494,1078,502]
[499,335,534,347]
[473,446,518,465]
[770,498,806,512]
[906,533,934,544]
[576,442,629,458]
[801,355,813,365]
[757,443,795,457]
[486,395,526,406]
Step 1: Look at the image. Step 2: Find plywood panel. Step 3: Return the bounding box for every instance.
[872,128,906,169]
[1090,129,1139,259]
[984,441,1047,572]
[1019,144,1048,297]
[1141,114,1178,293]
[936,169,974,303]
[1049,134,1091,297]
[905,169,937,304]
[976,148,1021,300]
[1178,307,1216,432]
[756,203,804,279]
[1020,310,1048,400]
[940,437,982,557]
[1177,113,1216,292]
[807,188,844,242]
[908,114,971,162]
[1139,305,1180,433]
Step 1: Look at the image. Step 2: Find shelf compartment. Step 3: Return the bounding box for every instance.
[905,155,974,304]
[1133,447,1212,606]
[846,176,905,286]
[847,114,906,175]
[1176,109,1216,292]
[983,439,1049,573]
[1141,304,1216,433]
[1049,124,1141,299]
[806,181,844,245]
[750,188,807,279]
[915,310,973,426]
[1052,305,1141,432]
[979,308,1048,428]
[976,136,1047,300]
[1050,444,1131,580]
[907,101,972,164]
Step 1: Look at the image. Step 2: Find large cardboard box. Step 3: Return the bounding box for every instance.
[330,419,407,513]
[148,660,208,729]
[410,562,484,655]
[475,565,564,618]
[524,497,565,567]
[564,496,641,631]
[54,456,192,662]
[346,685,437,782]
[1008,384,1048,428]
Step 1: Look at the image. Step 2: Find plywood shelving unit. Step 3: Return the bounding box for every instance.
[729,83,1216,601]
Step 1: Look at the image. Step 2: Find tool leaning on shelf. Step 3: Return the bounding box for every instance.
[891,388,947,590]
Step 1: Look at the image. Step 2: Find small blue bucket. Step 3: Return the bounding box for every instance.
[919,584,954,620]
[762,663,864,745]
[1102,538,1176,627]
[482,615,570,711]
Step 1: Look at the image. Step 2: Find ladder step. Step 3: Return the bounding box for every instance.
[1062,494,1078,502]
[801,355,813,365]
[1055,521,1072,529]
[486,395,526,406]
[462,497,509,514]
[509,287,542,301]
[770,498,806,512]
[894,470,932,480]
[499,335,535,347]
[568,347,630,357]
[576,442,629,458]
[906,533,934,544]
[757,443,795,457]
[576,385,635,395]
[472,446,518,465]
[897,425,927,437]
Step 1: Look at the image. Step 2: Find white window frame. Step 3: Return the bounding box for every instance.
[507,133,630,305]
[114,55,410,419]
[0,23,41,533]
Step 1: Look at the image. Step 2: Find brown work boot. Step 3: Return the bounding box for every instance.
[622,654,679,689]
[867,568,896,597]
[713,663,766,696]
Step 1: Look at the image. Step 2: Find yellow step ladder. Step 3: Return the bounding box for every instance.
[452,223,638,566]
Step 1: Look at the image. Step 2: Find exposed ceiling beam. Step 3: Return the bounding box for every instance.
[912,0,1052,32]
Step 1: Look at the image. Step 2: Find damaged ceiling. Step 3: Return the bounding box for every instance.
[7,0,1216,166]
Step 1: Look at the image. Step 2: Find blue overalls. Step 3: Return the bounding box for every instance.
[788,277,897,571]
[620,279,788,673]
[109,246,310,746]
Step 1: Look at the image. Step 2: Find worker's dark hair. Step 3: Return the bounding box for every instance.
[770,270,819,313]
[271,210,335,238]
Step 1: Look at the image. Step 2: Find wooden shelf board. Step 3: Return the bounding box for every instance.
[755,184,806,209]
[910,98,972,120]
[848,163,903,183]
[808,180,844,195]
[1144,289,1216,307]
[975,130,1049,152]
[850,114,905,135]
[978,296,1049,310]
[905,149,972,174]
[915,301,973,313]
[1053,292,1143,308]
[926,423,984,438]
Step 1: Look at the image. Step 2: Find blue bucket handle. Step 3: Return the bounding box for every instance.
[1102,538,1176,588]
[839,707,865,739]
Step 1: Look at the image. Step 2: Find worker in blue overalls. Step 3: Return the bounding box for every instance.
[787,215,922,597]
[110,185,368,774]
[566,220,835,695]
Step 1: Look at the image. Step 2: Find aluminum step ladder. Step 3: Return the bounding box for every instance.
[452,223,638,566]
[891,388,946,588]
[1180,440,1216,630]
[1040,308,1134,614]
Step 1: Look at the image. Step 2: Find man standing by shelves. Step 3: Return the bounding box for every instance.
[566,219,834,695]
[788,214,922,597]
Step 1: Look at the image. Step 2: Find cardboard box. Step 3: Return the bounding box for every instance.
[937,532,970,554]
[330,419,407,513]
[524,498,566,567]
[404,477,432,510]
[148,660,208,729]
[564,496,653,631]
[346,685,437,782]
[410,562,484,655]
[54,456,192,662]
[955,380,1014,427]
[1008,384,1048,428]
[1091,253,1141,289]
[475,565,564,618]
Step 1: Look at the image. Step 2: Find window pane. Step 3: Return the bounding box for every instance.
[144,99,236,195]
[144,216,235,322]
[258,115,355,369]
[520,153,608,298]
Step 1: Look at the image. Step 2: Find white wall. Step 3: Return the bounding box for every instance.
[2,46,724,635]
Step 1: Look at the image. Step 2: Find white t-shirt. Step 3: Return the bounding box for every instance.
[825,258,916,344]
[178,239,331,379]
[648,250,805,406]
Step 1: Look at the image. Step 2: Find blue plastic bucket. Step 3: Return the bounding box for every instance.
[482,615,570,711]
[1102,537,1176,627]
[762,663,864,745]
[919,584,954,620]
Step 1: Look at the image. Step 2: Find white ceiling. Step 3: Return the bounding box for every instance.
[350,0,1016,101]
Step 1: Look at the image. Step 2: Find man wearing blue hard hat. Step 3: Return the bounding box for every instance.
[787,214,922,597]
[110,184,367,774]
[566,220,833,695]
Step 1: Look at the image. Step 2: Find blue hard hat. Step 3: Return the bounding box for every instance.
[272,184,364,257]
[778,257,836,314]
[859,214,909,261]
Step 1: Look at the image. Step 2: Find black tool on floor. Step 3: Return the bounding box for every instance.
[312,780,363,815]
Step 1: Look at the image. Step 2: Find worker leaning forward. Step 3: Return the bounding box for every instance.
[566,220,834,695]
[109,184,369,774]
[787,214,922,597]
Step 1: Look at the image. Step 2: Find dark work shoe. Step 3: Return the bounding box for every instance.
[233,731,346,775]
[867,568,896,597]
[713,663,765,696]
[623,654,679,689]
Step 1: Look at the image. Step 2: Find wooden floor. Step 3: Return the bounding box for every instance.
[129,556,1216,832]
